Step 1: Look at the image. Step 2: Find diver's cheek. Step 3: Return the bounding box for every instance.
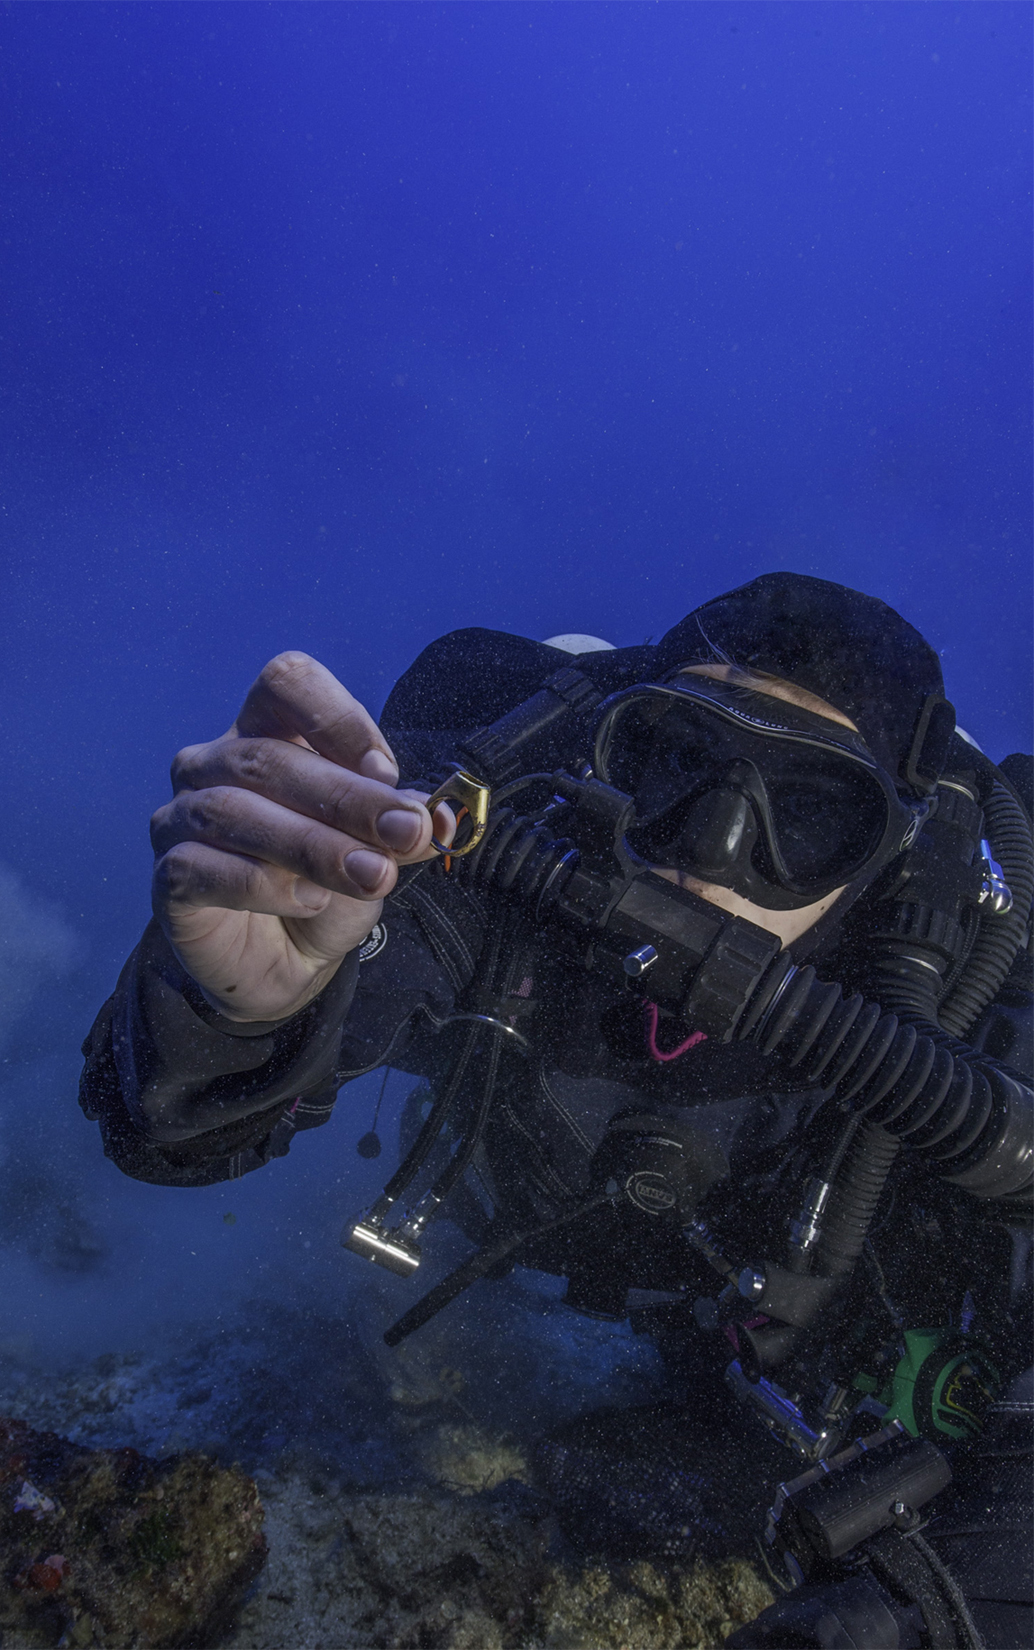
[653,868,848,949]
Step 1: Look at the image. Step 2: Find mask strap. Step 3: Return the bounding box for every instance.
[903,695,956,794]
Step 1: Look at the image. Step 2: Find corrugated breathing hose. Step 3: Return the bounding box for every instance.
[810,1122,902,1280]
[790,755,1033,1321]
[938,772,1033,1039]
[753,965,1032,1199]
[458,789,1033,1201]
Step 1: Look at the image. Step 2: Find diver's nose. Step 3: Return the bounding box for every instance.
[677,789,750,875]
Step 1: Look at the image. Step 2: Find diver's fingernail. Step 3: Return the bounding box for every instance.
[294,880,331,911]
[360,748,399,784]
[345,849,391,892]
[376,808,422,852]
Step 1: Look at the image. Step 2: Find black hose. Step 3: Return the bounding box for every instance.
[740,1123,902,1374]
[375,912,518,1207]
[458,801,576,909]
[867,1529,988,1650]
[756,967,1032,1198]
[938,774,1034,1039]
[816,759,1032,1230]
[811,1123,901,1279]
[423,1022,504,1207]
[381,1021,481,1205]
[384,1191,612,1346]
[466,802,1032,1199]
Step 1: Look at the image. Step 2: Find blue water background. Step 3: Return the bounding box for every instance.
[0,4,1030,1389]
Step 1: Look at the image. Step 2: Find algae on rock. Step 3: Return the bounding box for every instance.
[417,1421,529,1496]
[0,1415,266,1648]
[535,1555,775,1650]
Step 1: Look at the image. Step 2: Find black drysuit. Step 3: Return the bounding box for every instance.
[78,622,1033,1650]
[78,626,883,1208]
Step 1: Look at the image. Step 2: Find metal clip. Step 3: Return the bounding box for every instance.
[426,769,491,857]
[726,1360,841,1462]
[788,1178,832,1259]
[977,839,1013,914]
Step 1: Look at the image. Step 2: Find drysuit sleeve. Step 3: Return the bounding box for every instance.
[78,919,362,1186]
[78,870,489,1187]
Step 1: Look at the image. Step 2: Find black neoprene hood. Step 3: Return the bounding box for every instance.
[653,572,953,795]
[382,573,954,799]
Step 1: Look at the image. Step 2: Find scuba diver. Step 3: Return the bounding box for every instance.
[80,573,1032,1648]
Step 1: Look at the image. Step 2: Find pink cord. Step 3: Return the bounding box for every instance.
[723,1315,769,1352]
[643,1002,708,1063]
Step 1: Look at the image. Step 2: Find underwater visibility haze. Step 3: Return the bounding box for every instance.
[0,4,1031,1646]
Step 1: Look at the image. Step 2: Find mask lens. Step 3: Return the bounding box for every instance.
[600,699,672,798]
[763,766,888,883]
[599,688,894,892]
[605,699,726,816]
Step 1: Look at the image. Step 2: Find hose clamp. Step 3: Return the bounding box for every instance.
[750,962,799,1045]
[977,839,1013,914]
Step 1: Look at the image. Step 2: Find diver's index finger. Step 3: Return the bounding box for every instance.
[234,653,397,777]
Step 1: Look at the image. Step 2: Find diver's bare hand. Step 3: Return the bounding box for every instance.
[150,652,453,1022]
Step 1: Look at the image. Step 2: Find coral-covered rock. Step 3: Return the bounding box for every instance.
[535,1556,775,1649]
[0,1416,266,1648]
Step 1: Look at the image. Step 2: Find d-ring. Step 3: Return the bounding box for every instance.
[426,769,491,857]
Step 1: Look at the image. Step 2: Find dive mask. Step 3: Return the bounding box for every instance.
[593,676,927,911]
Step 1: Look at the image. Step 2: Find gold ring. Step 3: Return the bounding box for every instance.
[425,769,491,858]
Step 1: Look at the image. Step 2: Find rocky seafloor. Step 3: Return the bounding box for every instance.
[0,1258,777,1648]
